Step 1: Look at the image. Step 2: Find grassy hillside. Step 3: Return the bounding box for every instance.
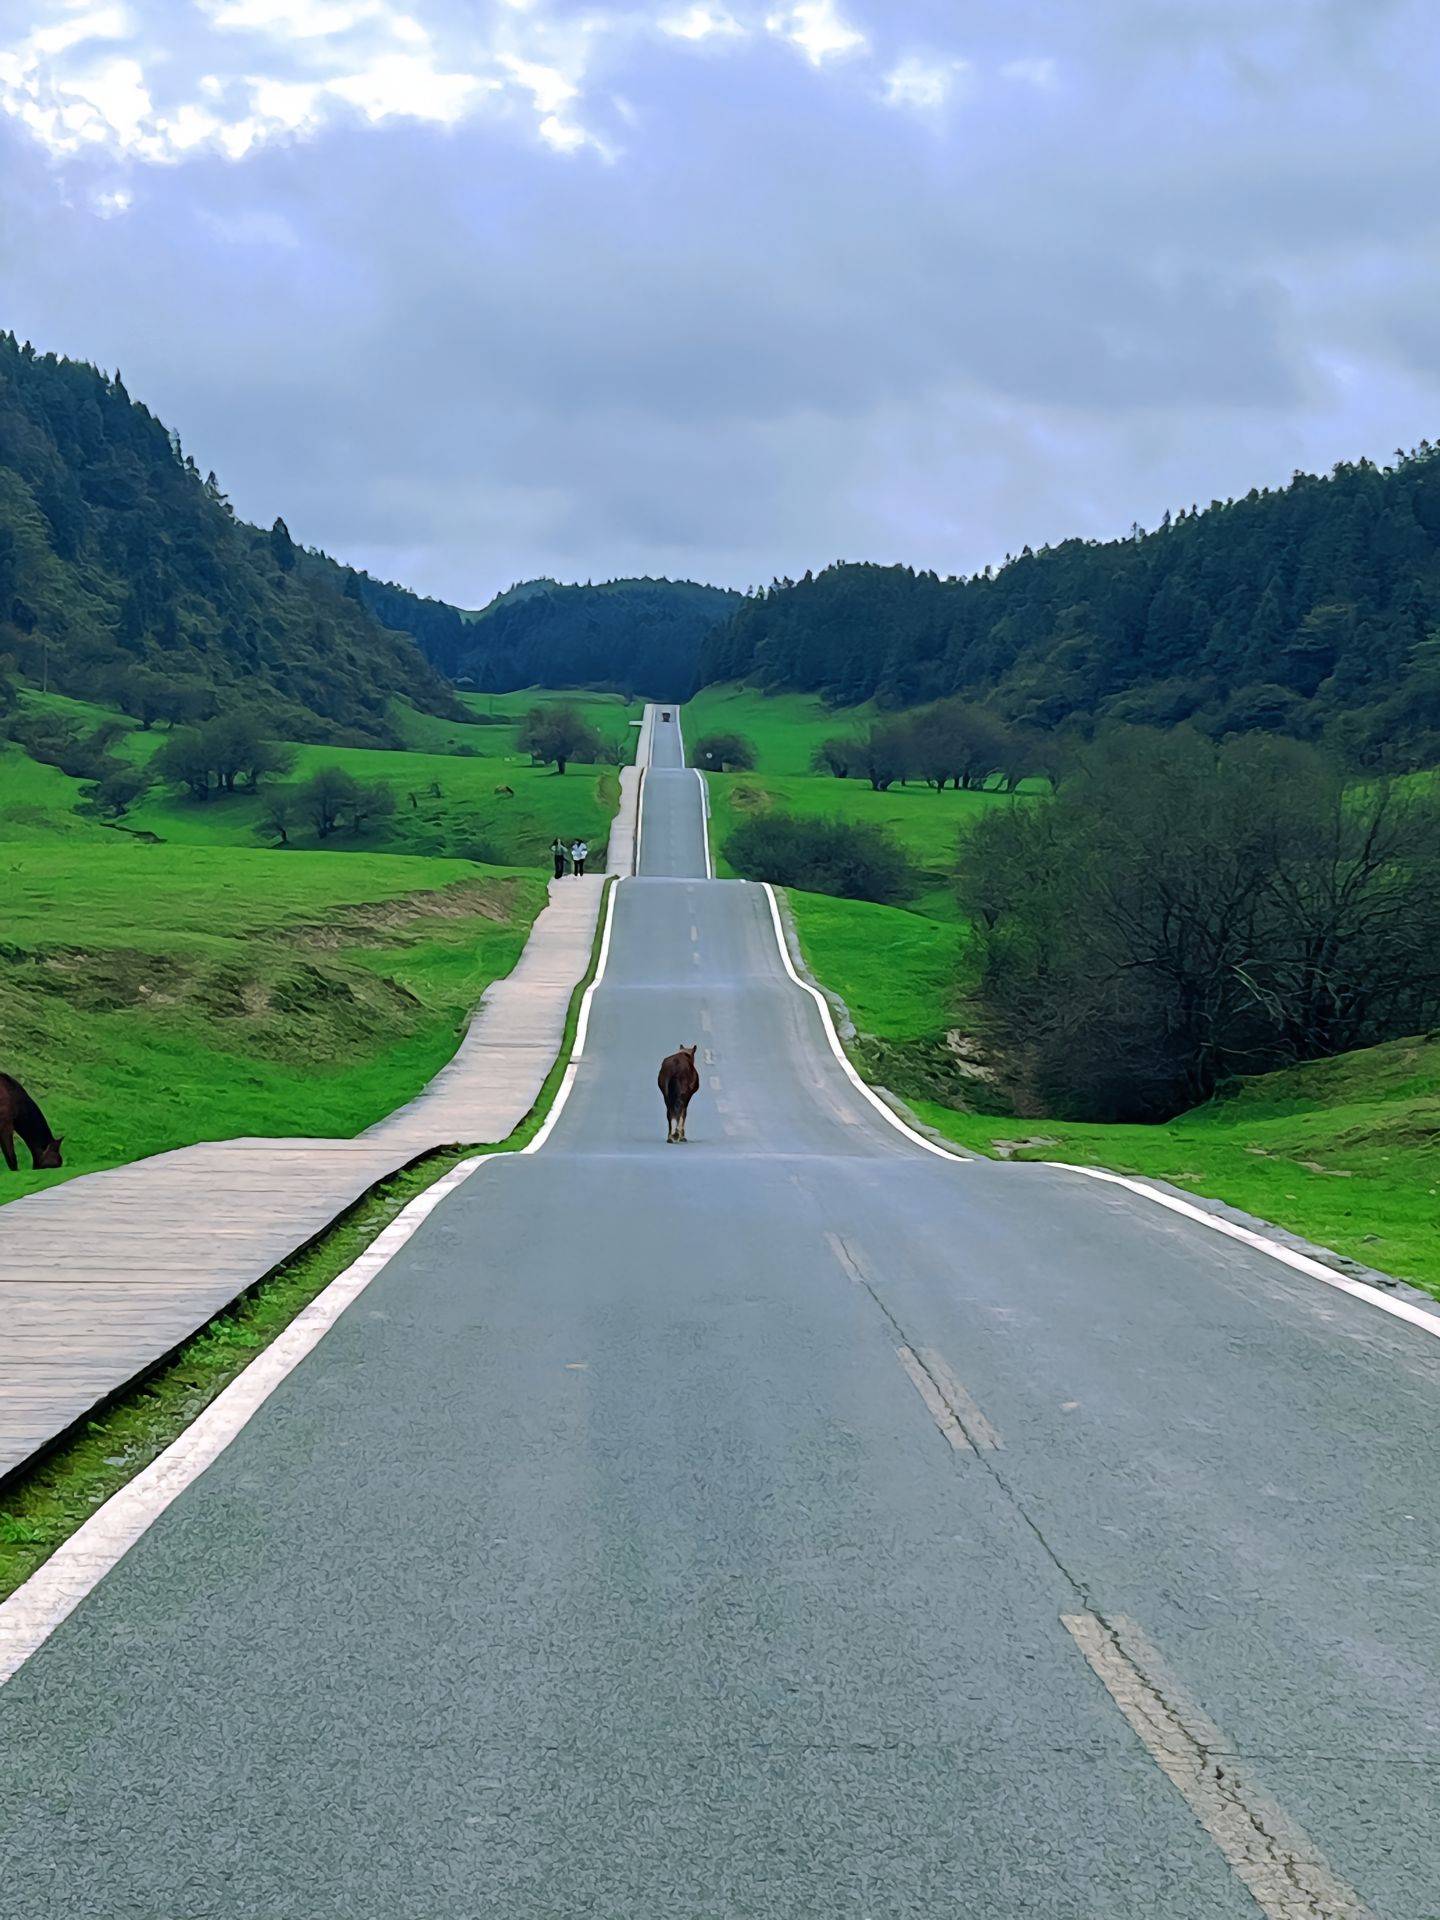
[9,685,637,869]
[0,685,637,1203]
[0,335,456,741]
[684,685,876,774]
[0,838,544,1203]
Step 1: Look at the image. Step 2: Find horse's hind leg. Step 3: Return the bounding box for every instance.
[0,1125,16,1173]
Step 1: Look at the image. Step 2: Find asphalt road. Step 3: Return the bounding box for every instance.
[1,710,1437,1916]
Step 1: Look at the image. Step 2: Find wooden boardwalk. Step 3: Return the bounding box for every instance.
[0,722,648,1483]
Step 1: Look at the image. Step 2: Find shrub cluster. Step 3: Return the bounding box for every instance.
[812,697,1055,793]
[725,812,916,905]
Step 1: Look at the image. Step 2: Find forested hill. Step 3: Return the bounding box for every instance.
[319,566,472,681]
[458,577,743,702]
[0,335,458,741]
[701,449,1440,765]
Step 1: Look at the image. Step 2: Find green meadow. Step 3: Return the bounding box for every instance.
[698,685,1440,1298]
[687,683,1016,919]
[0,687,638,1203]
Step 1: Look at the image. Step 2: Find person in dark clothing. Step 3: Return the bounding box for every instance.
[550,837,568,880]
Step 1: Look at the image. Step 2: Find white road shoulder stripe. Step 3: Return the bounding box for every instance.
[760,884,972,1164]
[1051,1161,1440,1345]
[0,876,627,1689]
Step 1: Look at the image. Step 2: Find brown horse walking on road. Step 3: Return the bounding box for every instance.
[0,1072,63,1172]
[657,1045,700,1144]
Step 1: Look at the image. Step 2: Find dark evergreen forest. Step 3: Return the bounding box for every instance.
[701,451,1440,766]
[457,577,742,702]
[7,327,1439,767]
[0,335,457,742]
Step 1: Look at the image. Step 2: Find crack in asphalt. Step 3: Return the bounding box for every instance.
[857,1269,1379,1920]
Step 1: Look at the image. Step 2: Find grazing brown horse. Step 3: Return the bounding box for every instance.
[0,1073,63,1172]
[657,1045,700,1144]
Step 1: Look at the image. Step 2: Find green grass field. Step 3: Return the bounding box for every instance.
[698,686,1440,1298]
[689,683,1027,918]
[0,684,638,1204]
[707,769,1015,918]
[684,684,876,774]
[0,836,546,1202]
[786,884,1440,1295]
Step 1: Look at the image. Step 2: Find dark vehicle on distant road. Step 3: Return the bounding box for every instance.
[661,709,672,720]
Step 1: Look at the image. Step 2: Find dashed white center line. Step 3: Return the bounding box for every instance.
[1063,1612,1376,1920]
[920,1348,1003,1451]
[824,1231,872,1286]
[895,1346,974,1454]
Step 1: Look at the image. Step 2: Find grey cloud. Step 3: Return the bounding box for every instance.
[2,0,1438,605]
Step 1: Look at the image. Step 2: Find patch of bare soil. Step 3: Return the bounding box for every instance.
[283,877,520,948]
[10,946,193,1012]
[727,782,773,815]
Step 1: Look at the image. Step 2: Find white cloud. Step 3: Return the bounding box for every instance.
[766,2,865,66]
[329,52,485,123]
[884,53,969,112]
[498,52,577,118]
[30,6,131,59]
[206,0,382,35]
[659,4,745,42]
[0,0,610,164]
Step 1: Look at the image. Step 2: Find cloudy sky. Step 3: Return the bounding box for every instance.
[2,1,1437,606]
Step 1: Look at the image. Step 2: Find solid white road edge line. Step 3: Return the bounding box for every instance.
[523,877,620,1155]
[693,769,715,879]
[672,706,716,880]
[0,878,628,1691]
[759,882,972,1164]
[1050,1161,1440,1344]
[0,1155,481,1690]
[633,703,655,873]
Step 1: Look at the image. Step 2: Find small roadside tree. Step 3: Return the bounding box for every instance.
[854,718,913,791]
[725,813,916,905]
[257,790,297,846]
[694,731,756,772]
[518,703,603,774]
[300,764,358,839]
[346,778,396,836]
[155,725,214,801]
[811,737,856,778]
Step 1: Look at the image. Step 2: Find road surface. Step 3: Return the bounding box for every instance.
[1,710,1437,1916]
